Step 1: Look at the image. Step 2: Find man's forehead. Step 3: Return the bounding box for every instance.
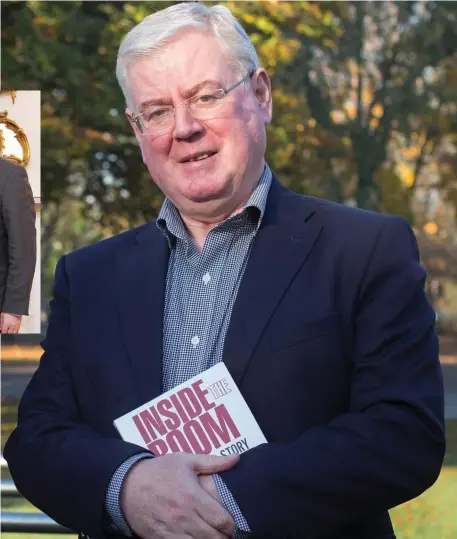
[132,67,224,93]
[135,29,227,69]
[128,30,231,77]
[128,54,235,109]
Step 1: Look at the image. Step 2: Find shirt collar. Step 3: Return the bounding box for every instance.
[157,163,273,246]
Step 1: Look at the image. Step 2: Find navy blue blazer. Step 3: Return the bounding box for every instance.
[5,177,445,539]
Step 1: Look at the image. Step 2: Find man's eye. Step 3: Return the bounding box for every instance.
[145,109,168,121]
[195,94,218,104]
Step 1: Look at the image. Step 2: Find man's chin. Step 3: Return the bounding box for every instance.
[182,181,231,204]
[184,191,223,204]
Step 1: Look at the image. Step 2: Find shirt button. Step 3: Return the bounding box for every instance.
[191,335,200,348]
[202,272,211,285]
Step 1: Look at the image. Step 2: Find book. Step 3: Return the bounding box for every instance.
[114,362,267,456]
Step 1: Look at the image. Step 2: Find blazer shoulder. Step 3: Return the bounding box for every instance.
[0,157,26,175]
[0,158,28,189]
[298,193,410,238]
[64,221,157,270]
[281,191,416,265]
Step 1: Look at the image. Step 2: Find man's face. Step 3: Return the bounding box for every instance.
[126,30,272,219]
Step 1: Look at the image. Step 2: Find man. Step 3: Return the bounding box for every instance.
[0,157,36,334]
[5,3,445,539]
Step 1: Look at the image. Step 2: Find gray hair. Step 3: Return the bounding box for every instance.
[116,2,260,109]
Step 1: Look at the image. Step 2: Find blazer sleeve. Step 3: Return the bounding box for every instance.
[3,256,148,536]
[1,166,36,315]
[219,216,446,537]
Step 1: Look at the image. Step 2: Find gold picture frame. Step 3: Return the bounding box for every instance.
[0,111,31,167]
[0,90,17,104]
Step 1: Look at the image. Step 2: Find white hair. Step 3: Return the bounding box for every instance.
[116,2,260,108]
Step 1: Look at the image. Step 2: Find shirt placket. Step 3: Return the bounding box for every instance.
[173,233,225,386]
[206,220,255,367]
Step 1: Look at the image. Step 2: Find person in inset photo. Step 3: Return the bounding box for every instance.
[0,157,36,334]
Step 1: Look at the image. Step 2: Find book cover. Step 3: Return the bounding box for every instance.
[114,363,267,456]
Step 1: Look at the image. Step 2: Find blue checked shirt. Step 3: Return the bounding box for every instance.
[106,164,272,537]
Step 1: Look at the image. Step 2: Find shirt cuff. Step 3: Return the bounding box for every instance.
[105,452,153,536]
[213,473,251,536]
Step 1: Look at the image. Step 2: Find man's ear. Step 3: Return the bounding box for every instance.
[252,69,272,125]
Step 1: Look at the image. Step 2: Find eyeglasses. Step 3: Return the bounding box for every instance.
[130,72,252,136]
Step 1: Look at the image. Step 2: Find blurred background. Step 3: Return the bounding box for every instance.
[1,1,456,538]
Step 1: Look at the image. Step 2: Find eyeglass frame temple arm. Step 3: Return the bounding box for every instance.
[222,71,254,96]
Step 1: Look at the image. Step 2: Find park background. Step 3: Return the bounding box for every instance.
[1,1,456,538]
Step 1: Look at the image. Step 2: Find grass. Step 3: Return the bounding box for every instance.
[390,467,456,539]
[1,499,76,539]
[389,418,457,539]
[1,399,456,539]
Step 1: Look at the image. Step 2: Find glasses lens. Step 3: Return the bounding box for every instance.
[189,90,227,120]
[140,89,230,134]
[142,108,173,135]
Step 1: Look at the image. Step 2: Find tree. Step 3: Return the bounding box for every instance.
[2,1,457,321]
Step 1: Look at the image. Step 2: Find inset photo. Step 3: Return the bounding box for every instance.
[0,90,41,334]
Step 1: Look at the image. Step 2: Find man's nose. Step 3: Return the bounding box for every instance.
[173,103,203,140]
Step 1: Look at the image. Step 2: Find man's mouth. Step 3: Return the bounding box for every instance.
[181,152,217,163]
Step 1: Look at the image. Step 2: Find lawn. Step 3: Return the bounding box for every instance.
[389,418,457,539]
[1,398,456,539]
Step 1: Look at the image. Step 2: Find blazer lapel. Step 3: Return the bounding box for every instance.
[116,222,169,404]
[224,179,323,386]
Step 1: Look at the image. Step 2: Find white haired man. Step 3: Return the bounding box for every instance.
[5,3,445,539]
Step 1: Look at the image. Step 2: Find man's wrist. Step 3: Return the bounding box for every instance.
[105,452,153,536]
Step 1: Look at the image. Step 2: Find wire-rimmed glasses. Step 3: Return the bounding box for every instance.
[130,72,252,136]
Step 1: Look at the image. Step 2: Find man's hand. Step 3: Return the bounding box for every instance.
[120,452,239,539]
[0,313,22,334]
[198,474,222,502]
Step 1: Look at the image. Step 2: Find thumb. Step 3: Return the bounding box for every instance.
[191,453,240,474]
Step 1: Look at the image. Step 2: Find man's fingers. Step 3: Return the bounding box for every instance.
[0,314,21,334]
[4,325,19,334]
[198,474,220,502]
[191,453,240,474]
[195,489,236,537]
[120,454,238,539]
[186,510,233,539]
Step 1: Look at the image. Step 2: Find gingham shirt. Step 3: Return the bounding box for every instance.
[106,164,272,537]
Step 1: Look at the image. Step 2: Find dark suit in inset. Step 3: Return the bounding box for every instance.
[0,157,36,315]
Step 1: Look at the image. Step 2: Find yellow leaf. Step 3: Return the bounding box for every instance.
[372,104,384,118]
[396,163,415,187]
[370,118,379,129]
[424,222,438,235]
[345,103,356,119]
